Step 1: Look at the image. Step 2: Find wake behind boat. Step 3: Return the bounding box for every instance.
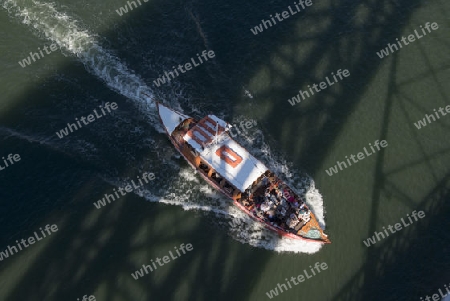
[157,102,330,244]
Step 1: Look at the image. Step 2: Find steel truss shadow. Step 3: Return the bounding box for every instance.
[0,0,448,300]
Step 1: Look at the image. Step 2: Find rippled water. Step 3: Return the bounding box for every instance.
[0,0,449,300]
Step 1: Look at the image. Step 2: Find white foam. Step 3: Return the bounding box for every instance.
[2,0,157,117]
[222,122,328,252]
[3,0,328,253]
[145,166,325,254]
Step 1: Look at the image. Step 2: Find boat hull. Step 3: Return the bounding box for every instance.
[156,102,330,243]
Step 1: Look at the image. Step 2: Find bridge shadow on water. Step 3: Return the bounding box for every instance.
[0,0,449,300]
[333,173,450,301]
[331,35,450,300]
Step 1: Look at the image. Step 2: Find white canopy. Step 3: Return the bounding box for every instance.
[158,104,268,191]
[185,131,268,192]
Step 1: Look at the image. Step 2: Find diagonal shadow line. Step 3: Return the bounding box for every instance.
[1,0,443,300]
[396,90,447,182]
[396,63,450,88]
[384,179,423,209]
[436,0,450,28]
[331,170,450,301]
[412,25,449,106]
[257,0,425,174]
[361,39,399,291]
[328,4,450,297]
[385,147,450,176]
[396,89,450,132]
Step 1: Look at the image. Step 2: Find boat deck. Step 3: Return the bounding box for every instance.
[169,119,329,243]
[238,174,328,241]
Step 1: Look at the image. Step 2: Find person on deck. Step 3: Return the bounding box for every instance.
[262,177,269,186]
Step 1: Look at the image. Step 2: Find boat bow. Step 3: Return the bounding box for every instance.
[157,102,191,135]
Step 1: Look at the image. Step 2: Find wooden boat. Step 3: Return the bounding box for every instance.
[157,102,330,244]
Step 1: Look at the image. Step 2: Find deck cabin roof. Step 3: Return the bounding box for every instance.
[183,116,268,192]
